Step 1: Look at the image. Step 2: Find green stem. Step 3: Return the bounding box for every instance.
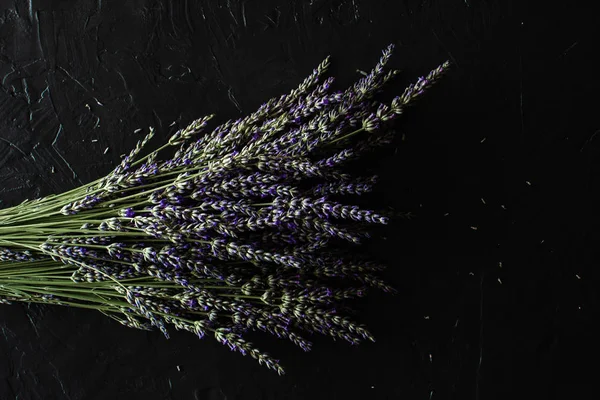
[328,127,365,144]
[7,286,128,308]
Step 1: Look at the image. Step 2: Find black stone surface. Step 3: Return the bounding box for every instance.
[1,1,599,399]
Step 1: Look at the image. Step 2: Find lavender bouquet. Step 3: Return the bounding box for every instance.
[0,45,449,374]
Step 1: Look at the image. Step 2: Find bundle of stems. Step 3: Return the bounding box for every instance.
[0,45,449,374]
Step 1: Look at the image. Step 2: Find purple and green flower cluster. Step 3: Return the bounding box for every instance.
[0,45,449,374]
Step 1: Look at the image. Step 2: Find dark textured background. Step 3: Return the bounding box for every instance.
[1,1,599,399]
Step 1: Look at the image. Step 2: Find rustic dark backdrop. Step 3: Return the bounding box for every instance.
[1,1,599,399]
